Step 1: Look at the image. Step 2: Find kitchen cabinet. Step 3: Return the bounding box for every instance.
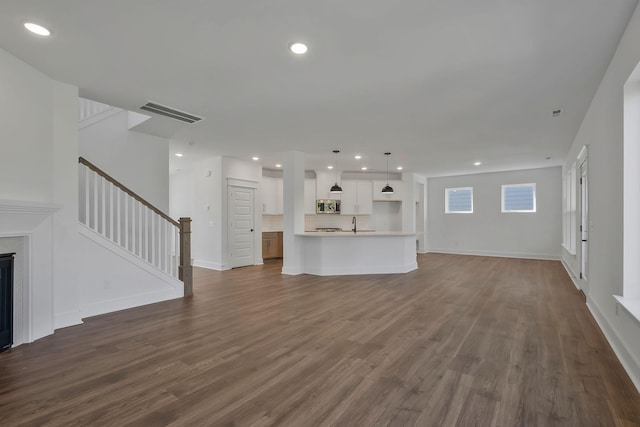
[304,178,316,214]
[262,232,283,259]
[340,180,373,215]
[373,180,403,201]
[260,177,283,214]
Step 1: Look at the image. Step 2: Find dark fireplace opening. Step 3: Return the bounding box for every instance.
[0,253,15,352]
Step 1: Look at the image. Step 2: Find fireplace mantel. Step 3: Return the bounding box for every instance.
[0,199,61,233]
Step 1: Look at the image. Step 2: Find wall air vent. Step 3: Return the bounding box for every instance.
[139,102,203,124]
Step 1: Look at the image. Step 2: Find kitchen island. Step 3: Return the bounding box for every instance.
[295,231,417,275]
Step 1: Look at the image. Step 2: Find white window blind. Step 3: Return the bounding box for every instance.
[445,187,473,213]
[502,183,536,213]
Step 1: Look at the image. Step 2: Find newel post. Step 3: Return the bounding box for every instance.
[179,217,193,296]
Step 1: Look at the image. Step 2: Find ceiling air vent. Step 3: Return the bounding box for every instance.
[551,108,563,118]
[139,102,203,124]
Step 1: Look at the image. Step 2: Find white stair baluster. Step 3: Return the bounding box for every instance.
[84,165,90,226]
[92,170,98,230]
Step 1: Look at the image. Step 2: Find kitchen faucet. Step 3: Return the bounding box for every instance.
[352,216,357,233]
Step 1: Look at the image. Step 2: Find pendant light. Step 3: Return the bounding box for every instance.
[329,150,343,193]
[381,152,394,194]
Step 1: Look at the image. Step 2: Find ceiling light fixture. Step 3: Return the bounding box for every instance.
[354,155,362,160]
[24,22,51,36]
[275,164,282,168]
[175,153,184,157]
[289,42,308,55]
[397,166,403,171]
[327,165,334,170]
[252,156,260,161]
[382,152,394,194]
[474,161,481,166]
[361,167,368,171]
[329,150,342,194]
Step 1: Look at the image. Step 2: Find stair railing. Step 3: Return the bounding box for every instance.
[78,157,192,296]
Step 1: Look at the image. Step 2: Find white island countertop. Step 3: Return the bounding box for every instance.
[294,231,417,275]
[298,231,414,237]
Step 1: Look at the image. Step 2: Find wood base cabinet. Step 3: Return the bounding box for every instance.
[262,232,283,259]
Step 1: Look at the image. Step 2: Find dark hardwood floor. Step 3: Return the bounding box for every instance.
[1,254,639,426]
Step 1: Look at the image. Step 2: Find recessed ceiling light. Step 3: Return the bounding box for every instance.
[275,164,282,168]
[397,166,403,171]
[252,156,260,161]
[474,161,481,166]
[289,42,308,55]
[361,167,368,171]
[327,165,334,170]
[24,22,51,36]
[175,153,184,157]
[354,155,362,160]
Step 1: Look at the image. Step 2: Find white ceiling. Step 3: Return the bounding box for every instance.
[0,1,637,176]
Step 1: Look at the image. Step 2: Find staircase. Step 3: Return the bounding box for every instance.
[78,157,192,299]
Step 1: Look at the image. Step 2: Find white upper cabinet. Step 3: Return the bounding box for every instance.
[340,180,373,215]
[372,180,403,201]
[260,176,283,214]
[304,178,317,214]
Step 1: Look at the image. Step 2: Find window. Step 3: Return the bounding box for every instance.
[445,187,473,213]
[502,183,536,213]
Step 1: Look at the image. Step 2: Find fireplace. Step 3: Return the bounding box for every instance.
[0,199,60,344]
[0,253,14,351]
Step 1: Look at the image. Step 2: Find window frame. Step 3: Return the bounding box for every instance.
[501,183,537,213]
[445,186,474,214]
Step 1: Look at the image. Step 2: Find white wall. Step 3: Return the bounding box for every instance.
[78,229,183,318]
[52,81,82,329]
[562,2,640,390]
[191,157,223,269]
[170,170,194,220]
[79,110,170,212]
[428,167,562,259]
[0,49,54,202]
[0,47,81,339]
[182,156,262,270]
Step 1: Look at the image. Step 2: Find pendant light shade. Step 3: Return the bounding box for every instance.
[330,150,342,194]
[382,152,394,194]
[381,184,394,194]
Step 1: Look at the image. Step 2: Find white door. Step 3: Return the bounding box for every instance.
[579,159,589,293]
[228,186,255,268]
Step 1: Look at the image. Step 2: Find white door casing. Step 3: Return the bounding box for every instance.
[578,147,589,294]
[228,186,255,268]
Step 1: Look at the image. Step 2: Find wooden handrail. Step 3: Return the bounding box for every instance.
[79,157,179,228]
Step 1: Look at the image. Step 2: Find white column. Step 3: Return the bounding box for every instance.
[282,151,305,275]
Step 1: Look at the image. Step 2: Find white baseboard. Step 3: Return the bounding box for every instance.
[54,310,84,329]
[81,288,183,319]
[193,259,230,271]
[301,262,418,276]
[560,258,580,290]
[281,266,303,275]
[587,297,640,393]
[427,248,560,261]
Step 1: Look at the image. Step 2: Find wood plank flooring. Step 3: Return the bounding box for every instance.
[1,253,639,426]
